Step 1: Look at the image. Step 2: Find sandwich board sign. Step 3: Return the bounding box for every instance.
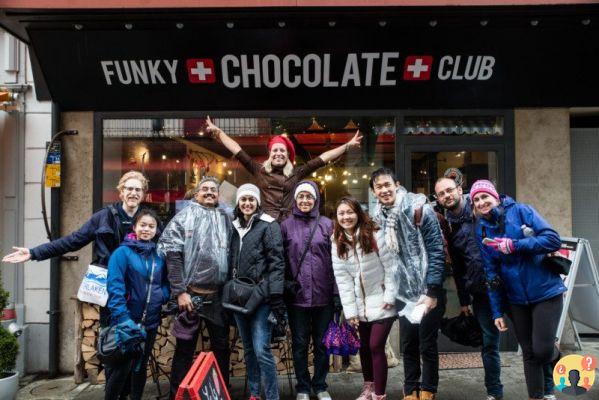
[556,237,599,349]
[175,352,230,400]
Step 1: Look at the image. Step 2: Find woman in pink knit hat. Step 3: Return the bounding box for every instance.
[470,179,565,400]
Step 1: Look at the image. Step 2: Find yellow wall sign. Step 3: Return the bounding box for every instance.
[45,141,61,188]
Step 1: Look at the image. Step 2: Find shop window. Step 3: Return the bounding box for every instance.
[411,151,498,197]
[403,116,503,136]
[102,116,395,222]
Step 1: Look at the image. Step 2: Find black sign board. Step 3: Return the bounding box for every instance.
[28,24,599,111]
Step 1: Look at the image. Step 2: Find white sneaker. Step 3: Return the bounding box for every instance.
[486,396,503,400]
[317,391,332,400]
[543,396,557,400]
[297,393,310,400]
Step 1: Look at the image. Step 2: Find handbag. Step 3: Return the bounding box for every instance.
[322,314,360,356]
[441,313,483,347]
[98,256,155,365]
[77,264,108,306]
[543,252,571,276]
[284,215,321,302]
[222,276,261,314]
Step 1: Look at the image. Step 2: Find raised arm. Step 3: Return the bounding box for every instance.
[205,116,242,156]
[318,131,363,163]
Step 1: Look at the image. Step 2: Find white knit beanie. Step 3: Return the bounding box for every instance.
[294,182,317,200]
[236,183,261,206]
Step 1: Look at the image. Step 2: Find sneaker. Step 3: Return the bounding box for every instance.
[317,391,332,400]
[297,393,310,400]
[543,396,557,400]
[486,396,503,400]
[357,382,374,400]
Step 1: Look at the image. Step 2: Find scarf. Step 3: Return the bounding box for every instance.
[122,234,156,258]
[374,188,406,255]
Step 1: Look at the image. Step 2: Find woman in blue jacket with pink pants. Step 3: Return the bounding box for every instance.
[471,180,565,400]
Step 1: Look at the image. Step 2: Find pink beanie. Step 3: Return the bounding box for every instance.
[469,180,499,202]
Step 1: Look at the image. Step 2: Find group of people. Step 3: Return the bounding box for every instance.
[1,118,566,400]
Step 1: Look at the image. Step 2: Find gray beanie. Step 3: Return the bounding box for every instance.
[236,183,261,206]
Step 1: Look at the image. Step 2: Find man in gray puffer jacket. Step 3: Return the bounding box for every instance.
[370,167,446,400]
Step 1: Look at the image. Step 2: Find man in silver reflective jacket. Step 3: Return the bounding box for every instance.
[370,167,446,400]
[158,176,231,398]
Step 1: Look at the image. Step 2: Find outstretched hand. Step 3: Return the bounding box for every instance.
[2,247,32,264]
[347,131,363,149]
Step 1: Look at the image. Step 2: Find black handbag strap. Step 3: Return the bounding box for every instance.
[292,215,321,281]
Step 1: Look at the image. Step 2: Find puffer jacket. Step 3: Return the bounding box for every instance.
[229,211,285,300]
[332,230,397,322]
[107,239,169,330]
[445,196,488,305]
[281,181,335,307]
[475,195,565,320]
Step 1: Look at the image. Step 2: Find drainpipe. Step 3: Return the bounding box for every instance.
[48,102,61,378]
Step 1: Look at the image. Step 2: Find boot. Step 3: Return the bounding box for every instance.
[356,382,374,400]
[420,391,436,400]
[403,390,419,400]
[372,395,387,400]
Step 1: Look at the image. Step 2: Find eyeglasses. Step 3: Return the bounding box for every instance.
[123,186,143,193]
[435,186,457,198]
[297,194,314,201]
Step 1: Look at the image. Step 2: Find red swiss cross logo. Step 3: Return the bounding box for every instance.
[187,59,216,84]
[403,56,433,81]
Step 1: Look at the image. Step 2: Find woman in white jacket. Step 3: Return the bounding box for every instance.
[332,196,397,400]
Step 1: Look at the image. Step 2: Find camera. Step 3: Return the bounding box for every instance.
[163,295,213,315]
[7,322,23,337]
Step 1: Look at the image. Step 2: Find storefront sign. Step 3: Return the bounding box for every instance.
[45,141,61,188]
[28,25,599,110]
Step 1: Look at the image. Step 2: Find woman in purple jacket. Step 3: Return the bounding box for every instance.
[281,181,337,400]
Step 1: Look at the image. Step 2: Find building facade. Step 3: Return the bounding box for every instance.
[1,1,598,373]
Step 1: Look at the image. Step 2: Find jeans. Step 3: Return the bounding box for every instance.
[398,291,446,394]
[234,304,279,400]
[169,318,231,399]
[358,317,396,396]
[288,304,333,395]
[509,295,563,399]
[472,295,503,398]
[104,329,157,400]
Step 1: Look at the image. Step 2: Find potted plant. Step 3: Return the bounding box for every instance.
[0,277,19,400]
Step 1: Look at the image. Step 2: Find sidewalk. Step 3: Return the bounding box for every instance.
[17,343,599,400]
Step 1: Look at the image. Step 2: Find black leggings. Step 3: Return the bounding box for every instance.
[509,295,563,399]
[104,329,157,400]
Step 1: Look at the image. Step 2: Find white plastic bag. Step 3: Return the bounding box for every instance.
[77,264,108,306]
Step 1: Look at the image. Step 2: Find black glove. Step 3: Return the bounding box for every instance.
[333,295,343,314]
[270,294,286,324]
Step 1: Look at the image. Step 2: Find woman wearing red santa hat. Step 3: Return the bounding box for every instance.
[205,116,362,222]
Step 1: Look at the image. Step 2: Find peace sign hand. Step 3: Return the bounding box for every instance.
[204,116,222,139]
[347,131,363,149]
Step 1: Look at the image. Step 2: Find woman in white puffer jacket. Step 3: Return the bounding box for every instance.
[332,196,397,400]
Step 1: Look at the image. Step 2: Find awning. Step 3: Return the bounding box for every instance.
[1,3,598,110]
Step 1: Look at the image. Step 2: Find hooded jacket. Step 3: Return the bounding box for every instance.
[332,229,397,322]
[445,196,488,305]
[475,195,565,320]
[107,238,170,330]
[280,181,335,308]
[229,211,285,299]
